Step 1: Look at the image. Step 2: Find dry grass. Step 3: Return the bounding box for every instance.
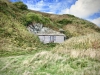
[63,24,96,36]
[53,33,100,60]
[0,51,100,75]
[0,33,100,75]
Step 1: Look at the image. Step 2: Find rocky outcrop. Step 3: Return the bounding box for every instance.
[27,23,60,34]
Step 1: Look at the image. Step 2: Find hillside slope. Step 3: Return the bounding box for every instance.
[0,0,42,56]
[30,10,100,37]
[0,0,100,56]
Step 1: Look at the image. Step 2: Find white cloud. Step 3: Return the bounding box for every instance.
[26,0,45,11]
[61,0,100,18]
[46,12,54,14]
[25,0,73,14]
[91,17,100,27]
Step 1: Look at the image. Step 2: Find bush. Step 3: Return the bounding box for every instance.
[13,1,27,10]
[64,30,73,38]
[67,14,75,17]
[57,19,72,25]
[24,13,42,25]
[24,12,51,26]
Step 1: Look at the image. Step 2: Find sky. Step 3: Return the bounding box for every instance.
[10,0,100,27]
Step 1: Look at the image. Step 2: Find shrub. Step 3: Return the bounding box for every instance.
[57,19,72,25]
[24,12,51,26]
[24,13,42,25]
[13,1,27,10]
[67,14,75,17]
[64,30,73,38]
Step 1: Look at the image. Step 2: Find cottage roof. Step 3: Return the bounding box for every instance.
[37,33,65,36]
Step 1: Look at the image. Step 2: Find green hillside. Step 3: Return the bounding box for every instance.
[0,0,99,55]
[0,0,42,56]
[0,0,100,75]
[30,10,100,37]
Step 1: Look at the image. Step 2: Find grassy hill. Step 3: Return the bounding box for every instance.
[0,0,99,55]
[0,0,43,56]
[0,0,100,75]
[30,10,100,37]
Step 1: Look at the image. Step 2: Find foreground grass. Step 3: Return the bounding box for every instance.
[0,51,100,75]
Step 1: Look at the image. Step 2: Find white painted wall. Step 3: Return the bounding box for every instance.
[38,35,65,43]
[38,36,44,42]
[54,36,64,43]
[44,36,50,43]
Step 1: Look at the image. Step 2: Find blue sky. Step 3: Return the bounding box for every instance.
[10,0,100,27]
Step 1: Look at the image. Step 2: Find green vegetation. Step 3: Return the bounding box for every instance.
[13,1,28,10]
[0,0,100,75]
[0,51,100,75]
[63,33,100,49]
[0,0,42,56]
[0,33,100,75]
[24,12,51,26]
[57,19,72,25]
[53,33,100,60]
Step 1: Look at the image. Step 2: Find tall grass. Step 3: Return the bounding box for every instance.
[0,51,100,75]
[0,32,100,75]
[53,33,100,60]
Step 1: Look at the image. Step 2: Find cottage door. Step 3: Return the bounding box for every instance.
[50,36,56,43]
